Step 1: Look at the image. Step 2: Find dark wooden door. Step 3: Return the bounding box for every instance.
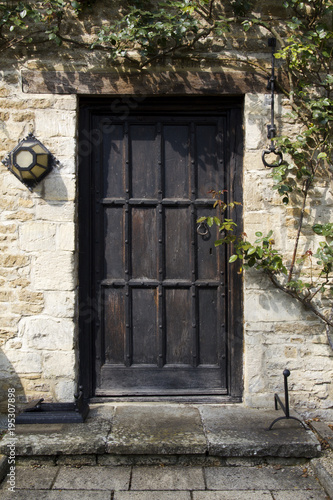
[79,97,243,398]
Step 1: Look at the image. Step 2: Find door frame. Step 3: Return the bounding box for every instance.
[78,95,244,402]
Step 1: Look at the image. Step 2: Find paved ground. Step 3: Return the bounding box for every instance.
[0,462,330,499]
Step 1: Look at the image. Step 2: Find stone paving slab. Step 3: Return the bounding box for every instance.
[311,449,333,499]
[199,406,321,458]
[192,493,273,500]
[114,492,191,500]
[0,404,115,456]
[0,491,111,500]
[272,492,328,500]
[131,465,205,490]
[107,405,207,455]
[0,463,330,499]
[53,465,131,490]
[0,465,59,490]
[204,465,322,491]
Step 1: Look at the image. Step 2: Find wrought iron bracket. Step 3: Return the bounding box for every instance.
[268,369,306,430]
[262,37,283,168]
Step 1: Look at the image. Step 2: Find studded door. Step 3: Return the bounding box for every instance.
[79,98,243,397]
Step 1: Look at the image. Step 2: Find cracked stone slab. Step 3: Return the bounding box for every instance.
[106,405,207,455]
[199,406,321,458]
[0,405,115,457]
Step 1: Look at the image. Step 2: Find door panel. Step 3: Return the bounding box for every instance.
[79,97,243,398]
[164,125,190,198]
[164,207,192,280]
[131,207,158,279]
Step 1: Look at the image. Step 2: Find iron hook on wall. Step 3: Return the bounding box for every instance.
[262,38,284,168]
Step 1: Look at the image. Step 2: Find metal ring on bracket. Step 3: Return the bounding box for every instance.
[197,222,209,236]
[262,149,283,168]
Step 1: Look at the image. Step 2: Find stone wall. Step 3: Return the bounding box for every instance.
[0,1,332,417]
[243,95,333,417]
[0,72,78,410]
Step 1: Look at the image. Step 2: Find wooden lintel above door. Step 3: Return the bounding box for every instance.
[21,70,270,95]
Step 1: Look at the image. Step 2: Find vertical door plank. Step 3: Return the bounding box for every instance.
[104,207,125,279]
[131,207,158,279]
[198,288,219,365]
[196,206,220,281]
[165,207,191,280]
[132,288,158,365]
[163,125,190,199]
[165,288,192,365]
[130,125,159,199]
[104,287,126,365]
[196,124,223,198]
[103,125,126,198]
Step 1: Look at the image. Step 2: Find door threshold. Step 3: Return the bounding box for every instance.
[89,395,242,404]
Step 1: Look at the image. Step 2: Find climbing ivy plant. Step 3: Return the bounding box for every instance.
[0,1,332,343]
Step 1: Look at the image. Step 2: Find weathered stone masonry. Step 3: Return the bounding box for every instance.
[0,77,78,410]
[0,1,332,416]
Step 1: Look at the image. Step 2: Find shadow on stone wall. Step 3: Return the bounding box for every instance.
[0,348,24,416]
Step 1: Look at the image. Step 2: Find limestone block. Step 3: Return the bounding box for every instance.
[244,94,269,150]
[0,349,15,373]
[32,251,76,291]
[35,200,75,222]
[243,150,265,172]
[0,223,17,234]
[18,197,34,208]
[12,300,44,315]
[19,222,56,252]
[5,209,34,221]
[35,110,76,138]
[244,172,276,211]
[57,158,76,175]
[19,316,75,351]
[54,378,77,402]
[244,271,273,291]
[42,174,76,202]
[52,96,77,111]
[56,222,75,251]
[4,350,42,374]
[244,289,305,323]
[5,339,22,349]
[0,315,20,329]
[43,351,76,378]
[0,254,29,268]
[244,393,275,409]
[43,291,75,318]
[51,137,76,159]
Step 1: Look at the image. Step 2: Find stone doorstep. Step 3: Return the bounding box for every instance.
[0,405,321,462]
